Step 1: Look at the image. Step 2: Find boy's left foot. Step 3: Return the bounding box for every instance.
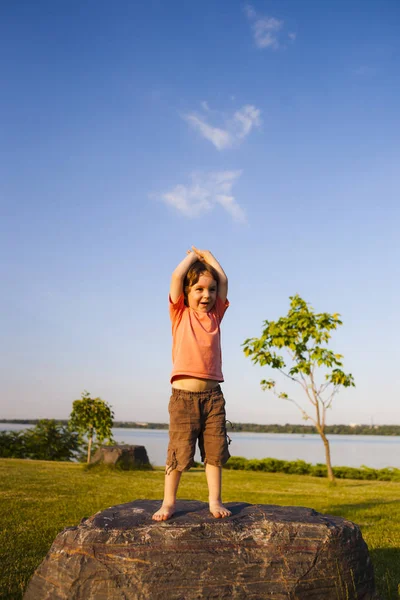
[209,501,231,518]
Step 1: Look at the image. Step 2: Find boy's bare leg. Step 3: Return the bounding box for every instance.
[205,464,231,518]
[152,469,181,521]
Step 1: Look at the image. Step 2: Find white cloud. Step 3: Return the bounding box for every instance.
[160,171,245,222]
[253,16,283,49]
[215,194,245,222]
[245,4,291,50]
[183,104,261,150]
[184,114,234,150]
[162,182,212,218]
[288,32,297,42]
[233,105,262,139]
[244,4,256,19]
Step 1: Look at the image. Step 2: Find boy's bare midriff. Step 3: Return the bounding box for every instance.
[172,376,220,392]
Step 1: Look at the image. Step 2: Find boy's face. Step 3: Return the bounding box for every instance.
[187,274,217,313]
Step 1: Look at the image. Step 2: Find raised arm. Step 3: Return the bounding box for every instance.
[191,246,228,303]
[170,251,198,303]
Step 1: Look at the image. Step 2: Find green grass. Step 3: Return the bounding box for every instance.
[1,459,399,599]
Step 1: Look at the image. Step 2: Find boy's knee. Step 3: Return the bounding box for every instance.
[200,433,231,467]
[203,447,231,468]
[166,446,195,473]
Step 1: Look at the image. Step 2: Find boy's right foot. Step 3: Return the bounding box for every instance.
[209,501,232,519]
[152,504,175,521]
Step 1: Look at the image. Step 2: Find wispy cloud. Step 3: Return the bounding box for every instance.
[184,114,233,150]
[245,4,292,50]
[234,105,262,139]
[183,104,261,150]
[160,171,245,222]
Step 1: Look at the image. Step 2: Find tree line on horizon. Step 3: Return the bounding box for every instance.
[1,419,400,436]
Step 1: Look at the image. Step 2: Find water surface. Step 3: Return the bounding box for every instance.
[2,423,399,469]
[112,428,400,469]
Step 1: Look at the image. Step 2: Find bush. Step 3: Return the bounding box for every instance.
[223,456,248,470]
[290,460,312,475]
[0,420,81,461]
[311,463,328,478]
[259,458,286,473]
[0,431,28,458]
[223,456,400,482]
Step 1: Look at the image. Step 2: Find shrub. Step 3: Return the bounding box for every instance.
[310,464,328,478]
[0,431,28,458]
[0,420,81,461]
[224,456,400,482]
[223,456,248,470]
[259,458,284,473]
[246,459,264,471]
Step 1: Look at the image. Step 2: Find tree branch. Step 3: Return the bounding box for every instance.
[273,389,318,427]
[299,371,317,406]
[277,367,298,384]
[318,380,331,396]
[325,387,339,411]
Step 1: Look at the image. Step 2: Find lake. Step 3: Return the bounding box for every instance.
[3,423,399,469]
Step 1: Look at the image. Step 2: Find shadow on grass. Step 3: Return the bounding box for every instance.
[325,498,400,515]
[84,462,153,472]
[322,501,400,600]
[369,548,400,600]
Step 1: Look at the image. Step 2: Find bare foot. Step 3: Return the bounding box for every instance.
[152,504,175,521]
[209,501,231,519]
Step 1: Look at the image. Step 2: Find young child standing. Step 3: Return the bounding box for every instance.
[152,246,231,521]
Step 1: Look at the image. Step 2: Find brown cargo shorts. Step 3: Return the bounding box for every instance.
[166,385,231,473]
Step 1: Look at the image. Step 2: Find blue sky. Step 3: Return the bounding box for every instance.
[1,0,399,425]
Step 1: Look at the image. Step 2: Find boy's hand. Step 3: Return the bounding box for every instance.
[191,246,212,262]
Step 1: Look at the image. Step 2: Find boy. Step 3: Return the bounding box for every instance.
[152,247,231,521]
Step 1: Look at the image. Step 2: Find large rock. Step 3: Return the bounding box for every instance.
[24,500,378,600]
[90,445,151,469]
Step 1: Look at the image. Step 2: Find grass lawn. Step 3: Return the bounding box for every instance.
[1,458,399,599]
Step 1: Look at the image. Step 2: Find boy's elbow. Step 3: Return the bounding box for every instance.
[219,275,228,289]
[219,280,228,300]
[170,273,184,302]
[171,271,184,284]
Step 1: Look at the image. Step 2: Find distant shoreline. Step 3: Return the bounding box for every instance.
[1,419,399,436]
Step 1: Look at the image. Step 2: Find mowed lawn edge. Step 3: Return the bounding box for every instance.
[1,459,399,599]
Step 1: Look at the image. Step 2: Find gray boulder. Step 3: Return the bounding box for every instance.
[90,444,151,469]
[24,500,378,599]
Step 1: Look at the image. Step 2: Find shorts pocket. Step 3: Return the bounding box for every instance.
[168,393,181,412]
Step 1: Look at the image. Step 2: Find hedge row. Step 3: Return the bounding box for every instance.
[223,456,400,481]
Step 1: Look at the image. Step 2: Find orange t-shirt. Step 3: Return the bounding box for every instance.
[169,294,229,383]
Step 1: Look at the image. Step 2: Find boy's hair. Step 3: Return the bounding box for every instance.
[184,261,219,306]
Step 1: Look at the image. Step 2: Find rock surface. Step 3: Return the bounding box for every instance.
[90,445,151,469]
[24,500,378,600]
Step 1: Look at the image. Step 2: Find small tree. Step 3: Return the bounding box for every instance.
[243,295,355,482]
[69,391,115,463]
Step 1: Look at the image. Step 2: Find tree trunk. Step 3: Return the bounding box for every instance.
[319,430,335,482]
[87,429,93,464]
